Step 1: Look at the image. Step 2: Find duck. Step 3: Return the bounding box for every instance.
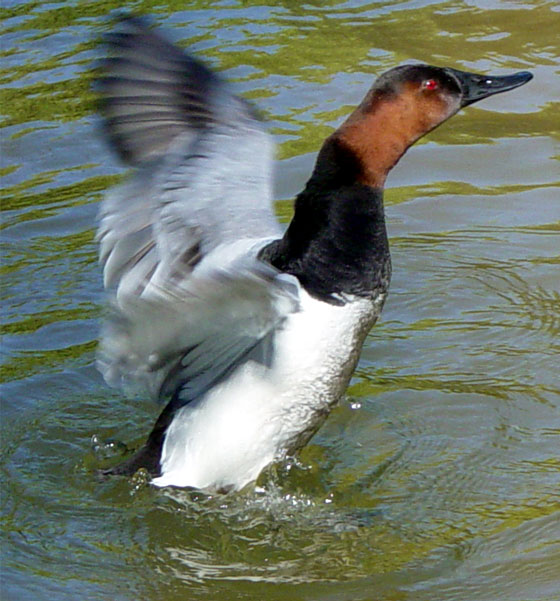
[94,15,532,493]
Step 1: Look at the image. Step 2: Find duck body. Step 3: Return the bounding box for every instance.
[95,15,531,492]
[155,289,384,490]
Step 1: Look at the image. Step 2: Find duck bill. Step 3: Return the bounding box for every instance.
[445,67,533,107]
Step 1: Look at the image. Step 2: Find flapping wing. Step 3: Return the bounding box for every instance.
[94,16,294,403]
[95,15,282,300]
[96,13,258,167]
[97,256,300,404]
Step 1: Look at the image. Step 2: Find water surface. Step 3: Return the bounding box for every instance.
[1,1,559,600]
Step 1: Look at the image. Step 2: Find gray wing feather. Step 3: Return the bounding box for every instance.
[97,260,300,403]
[95,17,293,404]
[96,16,281,299]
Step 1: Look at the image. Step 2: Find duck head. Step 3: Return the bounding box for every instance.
[330,64,533,187]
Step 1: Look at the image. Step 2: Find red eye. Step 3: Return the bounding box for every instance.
[423,79,439,91]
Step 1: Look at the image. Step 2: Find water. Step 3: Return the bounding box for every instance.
[1,1,559,600]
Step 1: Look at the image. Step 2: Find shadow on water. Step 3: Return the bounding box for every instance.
[1,1,559,600]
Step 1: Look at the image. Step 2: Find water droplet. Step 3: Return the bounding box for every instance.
[91,434,127,460]
[129,468,150,494]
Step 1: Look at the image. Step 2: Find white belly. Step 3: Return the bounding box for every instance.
[152,291,386,491]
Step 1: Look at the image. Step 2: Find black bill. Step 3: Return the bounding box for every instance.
[445,67,533,107]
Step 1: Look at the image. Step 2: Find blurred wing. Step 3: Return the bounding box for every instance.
[94,16,292,403]
[96,14,254,166]
[95,15,282,300]
[97,259,300,404]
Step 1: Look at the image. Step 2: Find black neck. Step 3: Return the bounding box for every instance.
[261,138,392,304]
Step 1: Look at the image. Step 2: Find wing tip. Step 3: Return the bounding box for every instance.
[93,12,225,166]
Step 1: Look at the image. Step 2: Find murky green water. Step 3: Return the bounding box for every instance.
[1,1,559,600]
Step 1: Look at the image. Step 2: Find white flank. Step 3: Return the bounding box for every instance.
[153,291,386,491]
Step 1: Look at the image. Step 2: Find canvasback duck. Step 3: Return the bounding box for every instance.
[95,16,532,492]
